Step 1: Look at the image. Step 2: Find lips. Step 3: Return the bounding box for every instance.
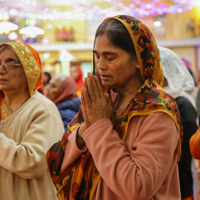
[100,74,111,81]
[0,79,8,83]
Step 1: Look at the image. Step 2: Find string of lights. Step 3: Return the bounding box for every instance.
[0,0,199,20]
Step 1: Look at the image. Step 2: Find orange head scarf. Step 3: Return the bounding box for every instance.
[0,42,43,121]
[0,42,43,96]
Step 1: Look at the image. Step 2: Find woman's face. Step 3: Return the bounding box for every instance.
[70,66,79,81]
[47,76,60,100]
[93,34,139,89]
[42,74,50,86]
[0,47,28,93]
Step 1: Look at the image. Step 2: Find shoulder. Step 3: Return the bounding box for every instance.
[128,112,179,149]
[130,112,178,133]
[130,112,179,139]
[176,97,197,122]
[176,96,194,108]
[56,98,81,109]
[143,112,178,127]
[28,91,61,117]
[175,97,196,114]
[132,112,177,124]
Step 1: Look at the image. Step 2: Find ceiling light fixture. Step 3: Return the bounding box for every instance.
[19,26,45,38]
[0,21,18,34]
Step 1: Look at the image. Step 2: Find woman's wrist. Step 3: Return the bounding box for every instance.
[76,127,84,140]
[76,126,86,149]
[78,123,88,138]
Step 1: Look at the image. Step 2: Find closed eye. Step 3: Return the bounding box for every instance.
[107,58,115,61]
[94,53,100,60]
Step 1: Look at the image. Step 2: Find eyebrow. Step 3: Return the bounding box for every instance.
[92,50,116,55]
[0,57,19,63]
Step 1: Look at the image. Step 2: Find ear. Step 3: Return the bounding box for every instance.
[135,60,140,69]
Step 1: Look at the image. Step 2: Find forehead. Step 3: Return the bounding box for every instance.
[70,66,78,71]
[50,76,60,85]
[0,46,18,60]
[94,34,120,53]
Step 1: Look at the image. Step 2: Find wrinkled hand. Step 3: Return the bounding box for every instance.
[79,77,91,136]
[80,73,113,135]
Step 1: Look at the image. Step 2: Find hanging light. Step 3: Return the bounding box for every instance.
[154,21,162,27]
[8,32,18,40]
[19,26,45,38]
[0,21,19,34]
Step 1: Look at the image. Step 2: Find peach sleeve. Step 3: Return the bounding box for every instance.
[190,130,200,159]
[82,112,179,200]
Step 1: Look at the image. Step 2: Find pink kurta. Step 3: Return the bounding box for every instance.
[60,91,181,200]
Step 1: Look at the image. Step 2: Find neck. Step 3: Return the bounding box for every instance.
[4,89,30,112]
[115,77,143,107]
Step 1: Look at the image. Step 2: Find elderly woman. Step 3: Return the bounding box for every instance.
[0,42,64,200]
[47,16,182,200]
[47,74,81,131]
[158,46,198,200]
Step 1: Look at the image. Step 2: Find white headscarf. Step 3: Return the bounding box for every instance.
[158,46,196,108]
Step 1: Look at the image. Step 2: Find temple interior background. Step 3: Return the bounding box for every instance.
[1,0,200,78]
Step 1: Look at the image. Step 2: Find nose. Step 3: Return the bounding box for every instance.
[96,57,107,71]
[0,64,6,74]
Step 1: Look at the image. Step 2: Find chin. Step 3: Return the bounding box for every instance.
[0,86,9,91]
[101,81,116,88]
[102,83,110,88]
[101,80,110,87]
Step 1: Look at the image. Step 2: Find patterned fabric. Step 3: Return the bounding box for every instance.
[46,15,182,200]
[0,42,43,121]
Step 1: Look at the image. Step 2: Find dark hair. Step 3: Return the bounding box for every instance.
[95,18,136,59]
[43,72,51,83]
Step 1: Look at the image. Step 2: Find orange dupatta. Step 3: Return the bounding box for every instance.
[0,42,43,121]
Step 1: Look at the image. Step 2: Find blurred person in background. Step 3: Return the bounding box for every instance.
[159,46,198,200]
[0,42,64,200]
[39,71,51,96]
[47,16,182,200]
[181,57,195,80]
[43,71,51,86]
[70,64,83,97]
[47,74,81,131]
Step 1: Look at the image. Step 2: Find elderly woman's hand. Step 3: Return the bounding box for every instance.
[81,73,113,126]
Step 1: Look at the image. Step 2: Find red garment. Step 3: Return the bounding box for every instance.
[75,65,83,91]
[52,77,77,104]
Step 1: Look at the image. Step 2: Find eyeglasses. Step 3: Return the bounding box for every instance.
[0,63,22,71]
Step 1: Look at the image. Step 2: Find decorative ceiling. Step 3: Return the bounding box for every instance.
[0,0,200,20]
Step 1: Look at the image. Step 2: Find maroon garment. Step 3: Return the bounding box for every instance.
[53,77,77,104]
